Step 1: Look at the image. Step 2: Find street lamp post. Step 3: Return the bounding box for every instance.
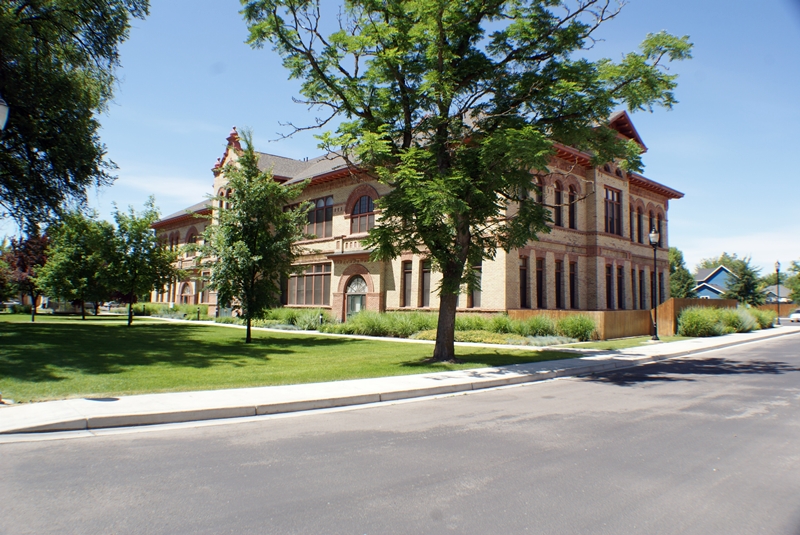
[775,261,781,326]
[0,94,9,131]
[649,228,660,340]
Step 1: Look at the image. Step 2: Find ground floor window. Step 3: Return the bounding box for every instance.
[569,262,577,309]
[346,275,368,318]
[419,260,431,307]
[520,257,529,309]
[555,261,564,309]
[536,258,544,309]
[287,264,331,305]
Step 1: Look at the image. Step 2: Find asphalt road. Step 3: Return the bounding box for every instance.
[2,334,800,535]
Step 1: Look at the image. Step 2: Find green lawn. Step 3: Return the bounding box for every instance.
[564,335,691,351]
[0,314,578,402]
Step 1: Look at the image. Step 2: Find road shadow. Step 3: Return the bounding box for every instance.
[583,357,800,387]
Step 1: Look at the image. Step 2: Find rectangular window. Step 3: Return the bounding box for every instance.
[536,258,545,309]
[568,189,577,229]
[569,262,577,309]
[519,257,529,309]
[650,272,656,309]
[604,188,622,236]
[639,269,646,309]
[629,209,634,242]
[606,265,614,310]
[555,261,564,309]
[287,264,331,305]
[402,261,413,307]
[304,196,334,238]
[420,260,431,307]
[631,268,637,310]
[469,260,482,308]
[554,186,563,227]
[617,266,625,310]
[637,210,644,243]
[659,272,665,304]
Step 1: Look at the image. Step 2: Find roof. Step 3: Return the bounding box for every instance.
[153,200,211,228]
[628,172,684,200]
[695,265,736,284]
[692,282,726,295]
[609,110,647,151]
[762,284,792,296]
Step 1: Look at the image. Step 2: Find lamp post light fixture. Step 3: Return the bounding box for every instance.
[648,228,660,340]
[775,260,781,326]
[0,94,9,131]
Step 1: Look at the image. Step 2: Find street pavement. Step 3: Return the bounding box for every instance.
[1,332,799,534]
[1,325,799,435]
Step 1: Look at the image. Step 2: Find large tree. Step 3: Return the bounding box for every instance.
[722,256,763,307]
[695,252,748,276]
[111,199,178,326]
[4,233,48,322]
[0,0,149,226]
[36,211,116,319]
[200,130,308,343]
[669,247,695,299]
[243,0,692,360]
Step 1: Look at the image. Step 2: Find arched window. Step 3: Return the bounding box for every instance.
[351,195,375,234]
[225,189,232,210]
[346,275,368,318]
[649,211,655,236]
[615,168,623,178]
[535,177,544,204]
[637,208,644,243]
[657,214,663,247]
[309,196,334,238]
[568,185,577,229]
[603,164,611,173]
[554,182,563,227]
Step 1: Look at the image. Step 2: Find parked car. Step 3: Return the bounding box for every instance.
[790,309,800,323]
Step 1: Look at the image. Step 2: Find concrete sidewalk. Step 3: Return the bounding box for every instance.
[2,326,798,435]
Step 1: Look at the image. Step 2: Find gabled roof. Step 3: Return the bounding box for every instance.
[695,265,736,284]
[609,110,647,151]
[153,200,211,228]
[692,282,726,295]
[762,284,792,296]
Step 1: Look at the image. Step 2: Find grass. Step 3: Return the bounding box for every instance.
[0,314,578,403]
[564,335,691,351]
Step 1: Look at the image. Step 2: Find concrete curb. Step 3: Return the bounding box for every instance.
[2,326,798,435]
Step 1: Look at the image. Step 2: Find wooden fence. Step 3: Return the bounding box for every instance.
[654,298,738,337]
[756,303,797,318]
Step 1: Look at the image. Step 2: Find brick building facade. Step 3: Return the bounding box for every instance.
[152,112,683,321]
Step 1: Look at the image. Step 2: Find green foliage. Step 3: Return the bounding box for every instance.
[677,306,763,337]
[321,311,437,338]
[669,247,696,298]
[4,233,48,322]
[411,329,575,346]
[111,198,178,325]
[749,308,777,329]
[0,1,149,226]
[555,315,596,341]
[199,130,308,342]
[695,252,749,275]
[242,0,692,360]
[36,211,116,318]
[519,316,558,337]
[722,257,764,306]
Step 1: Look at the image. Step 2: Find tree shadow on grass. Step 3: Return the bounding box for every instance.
[583,357,800,387]
[399,349,577,371]
[0,320,385,383]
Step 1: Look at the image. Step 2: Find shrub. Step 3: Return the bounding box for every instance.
[518,316,557,337]
[677,307,724,337]
[490,314,515,334]
[749,308,776,329]
[454,314,492,331]
[719,308,758,334]
[556,315,596,341]
[215,316,242,325]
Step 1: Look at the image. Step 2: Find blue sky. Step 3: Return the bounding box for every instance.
[7,0,798,274]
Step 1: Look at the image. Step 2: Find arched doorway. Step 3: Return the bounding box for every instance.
[180,283,193,305]
[345,275,368,319]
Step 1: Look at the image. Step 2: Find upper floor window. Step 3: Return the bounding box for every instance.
[637,208,644,243]
[351,195,375,234]
[568,185,577,229]
[553,182,563,227]
[604,187,622,236]
[307,196,333,238]
[657,214,663,247]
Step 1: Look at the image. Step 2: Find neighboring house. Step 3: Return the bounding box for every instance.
[692,265,737,299]
[152,112,684,321]
[762,284,793,303]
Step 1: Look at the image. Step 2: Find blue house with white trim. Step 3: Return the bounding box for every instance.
[693,265,736,299]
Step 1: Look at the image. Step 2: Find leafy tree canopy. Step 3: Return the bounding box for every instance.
[695,252,748,276]
[720,256,763,307]
[200,130,309,343]
[3,232,48,321]
[668,246,695,299]
[243,0,692,360]
[0,0,149,227]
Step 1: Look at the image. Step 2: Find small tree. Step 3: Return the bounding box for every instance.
[0,240,15,301]
[695,252,748,276]
[669,247,696,299]
[5,233,48,322]
[36,211,116,319]
[111,199,178,326]
[200,129,308,343]
[723,256,764,306]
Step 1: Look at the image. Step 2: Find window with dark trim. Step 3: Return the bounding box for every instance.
[287,264,331,305]
[555,260,564,309]
[657,214,663,247]
[350,195,375,234]
[419,260,431,307]
[650,271,656,309]
[469,260,482,308]
[402,261,413,307]
[554,182,563,227]
[307,196,334,238]
[649,211,655,236]
[604,188,622,236]
[631,268,637,310]
[629,208,634,242]
[569,262,577,309]
[637,208,644,243]
[536,258,544,309]
[617,266,625,310]
[568,186,577,229]
[606,265,614,309]
[639,269,646,309]
[519,257,529,309]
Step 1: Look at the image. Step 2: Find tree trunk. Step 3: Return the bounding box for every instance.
[30,292,36,323]
[432,292,458,361]
[93,302,100,316]
[246,316,252,343]
[81,301,86,320]
[127,301,133,326]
